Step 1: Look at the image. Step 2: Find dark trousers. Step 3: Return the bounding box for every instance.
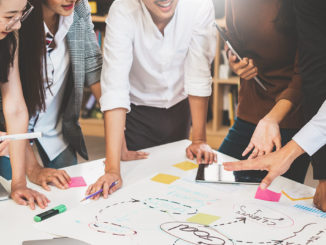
[218,118,310,183]
[125,99,191,151]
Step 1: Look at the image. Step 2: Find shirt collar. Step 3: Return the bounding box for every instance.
[44,12,74,46]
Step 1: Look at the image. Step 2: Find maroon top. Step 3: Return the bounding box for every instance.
[226,0,304,128]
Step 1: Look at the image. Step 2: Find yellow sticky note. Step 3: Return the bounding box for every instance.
[151,174,180,184]
[187,213,220,225]
[88,1,97,14]
[173,161,198,171]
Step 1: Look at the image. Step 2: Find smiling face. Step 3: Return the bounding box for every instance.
[0,0,27,40]
[43,0,77,17]
[142,0,179,27]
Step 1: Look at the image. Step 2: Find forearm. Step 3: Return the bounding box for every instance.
[25,143,41,177]
[104,108,127,173]
[188,96,209,142]
[5,110,28,185]
[264,99,293,124]
[90,82,101,102]
[281,140,305,164]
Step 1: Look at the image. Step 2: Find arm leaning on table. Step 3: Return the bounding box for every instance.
[184,0,217,164]
[223,100,326,210]
[1,49,49,210]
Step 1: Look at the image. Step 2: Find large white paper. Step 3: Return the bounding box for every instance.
[35,176,326,245]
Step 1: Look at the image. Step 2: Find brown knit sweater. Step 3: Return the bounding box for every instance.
[226,0,304,129]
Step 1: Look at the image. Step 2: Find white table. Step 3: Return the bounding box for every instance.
[0,140,317,245]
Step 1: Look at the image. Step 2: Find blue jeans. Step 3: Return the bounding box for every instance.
[218,118,310,183]
[0,143,77,180]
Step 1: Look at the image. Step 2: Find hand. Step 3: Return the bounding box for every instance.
[11,182,50,210]
[314,180,326,212]
[0,131,9,156]
[223,140,304,189]
[121,149,149,161]
[242,117,281,159]
[186,141,217,164]
[86,171,122,200]
[27,165,71,191]
[227,49,258,81]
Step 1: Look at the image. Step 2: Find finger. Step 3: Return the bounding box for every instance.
[86,184,94,195]
[228,51,237,63]
[233,58,249,71]
[208,152,214,164]
[55,173,69,189]
[257,150,265,157]
[260,171,278,190]
[34,193,46,209]
[41,180,51,191]
[135,152,149,159]
[213,152,218,163]
[11,193,28,206]
[242,68,258,80]
[103,182,110,199]
[109,180,122,194]
[248,147,259,160]
[274,137,282,151]
[186,147,194,160]
[61,170,71,184]
[204,151,210,164]
[50,177,65,190]
[27,195,36,210]
[242,142,255,157]
[223,159,260,171]
[196,149,203,164]
[94,182,104,200]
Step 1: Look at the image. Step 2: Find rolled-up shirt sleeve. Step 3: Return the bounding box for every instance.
[100,3,134,112]
[293,100,326,156]
[184,0,216,97]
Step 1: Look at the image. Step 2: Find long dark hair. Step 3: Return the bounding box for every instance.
[274,0,296,36]
[19,0,47,116]
[0,33,17,83]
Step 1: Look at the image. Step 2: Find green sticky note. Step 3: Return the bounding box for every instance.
[151,173,180,184]
[173,161,198,171]
[187,213,220,225]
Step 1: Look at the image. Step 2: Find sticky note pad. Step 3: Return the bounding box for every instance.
[151,174,180,184]
[173,161,198,171]
[187,213,220,225]
[69,177,87,188]
[255,186,281,202]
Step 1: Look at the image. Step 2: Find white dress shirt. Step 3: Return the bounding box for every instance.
[293,100,326,156]
[28,14,73,161]
[100,0,216,112]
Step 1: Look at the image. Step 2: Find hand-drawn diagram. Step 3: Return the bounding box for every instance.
[35,179,326,245]
[233,203,294,227]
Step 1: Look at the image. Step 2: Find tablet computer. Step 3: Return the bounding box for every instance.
[22,238,90,245]
[195,163,260,185]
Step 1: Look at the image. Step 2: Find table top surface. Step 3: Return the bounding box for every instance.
[0,140,316,245]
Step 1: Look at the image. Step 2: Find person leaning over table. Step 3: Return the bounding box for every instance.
[86,0,217,199]
[217,0,310,184]
[223,0,326,212]
[0,0,147,206]
[0,0,49,209]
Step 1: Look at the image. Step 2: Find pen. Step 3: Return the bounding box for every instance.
[214,22,267,91]
[34,204,66,222]
[80,180,119,202]
[0,132,42,142]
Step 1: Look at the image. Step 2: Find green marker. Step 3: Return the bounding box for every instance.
[34,204,67,222]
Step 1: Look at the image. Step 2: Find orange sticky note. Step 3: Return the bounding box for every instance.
[151,174,180,184]
[173,161,198,171]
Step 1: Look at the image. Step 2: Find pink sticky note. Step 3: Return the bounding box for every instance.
[69,177,87,188]
[254,186,281,202]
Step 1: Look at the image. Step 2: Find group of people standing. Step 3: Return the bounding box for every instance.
[0,0,325,212]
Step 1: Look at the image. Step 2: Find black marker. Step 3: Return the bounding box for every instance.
[34,204,67,222]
